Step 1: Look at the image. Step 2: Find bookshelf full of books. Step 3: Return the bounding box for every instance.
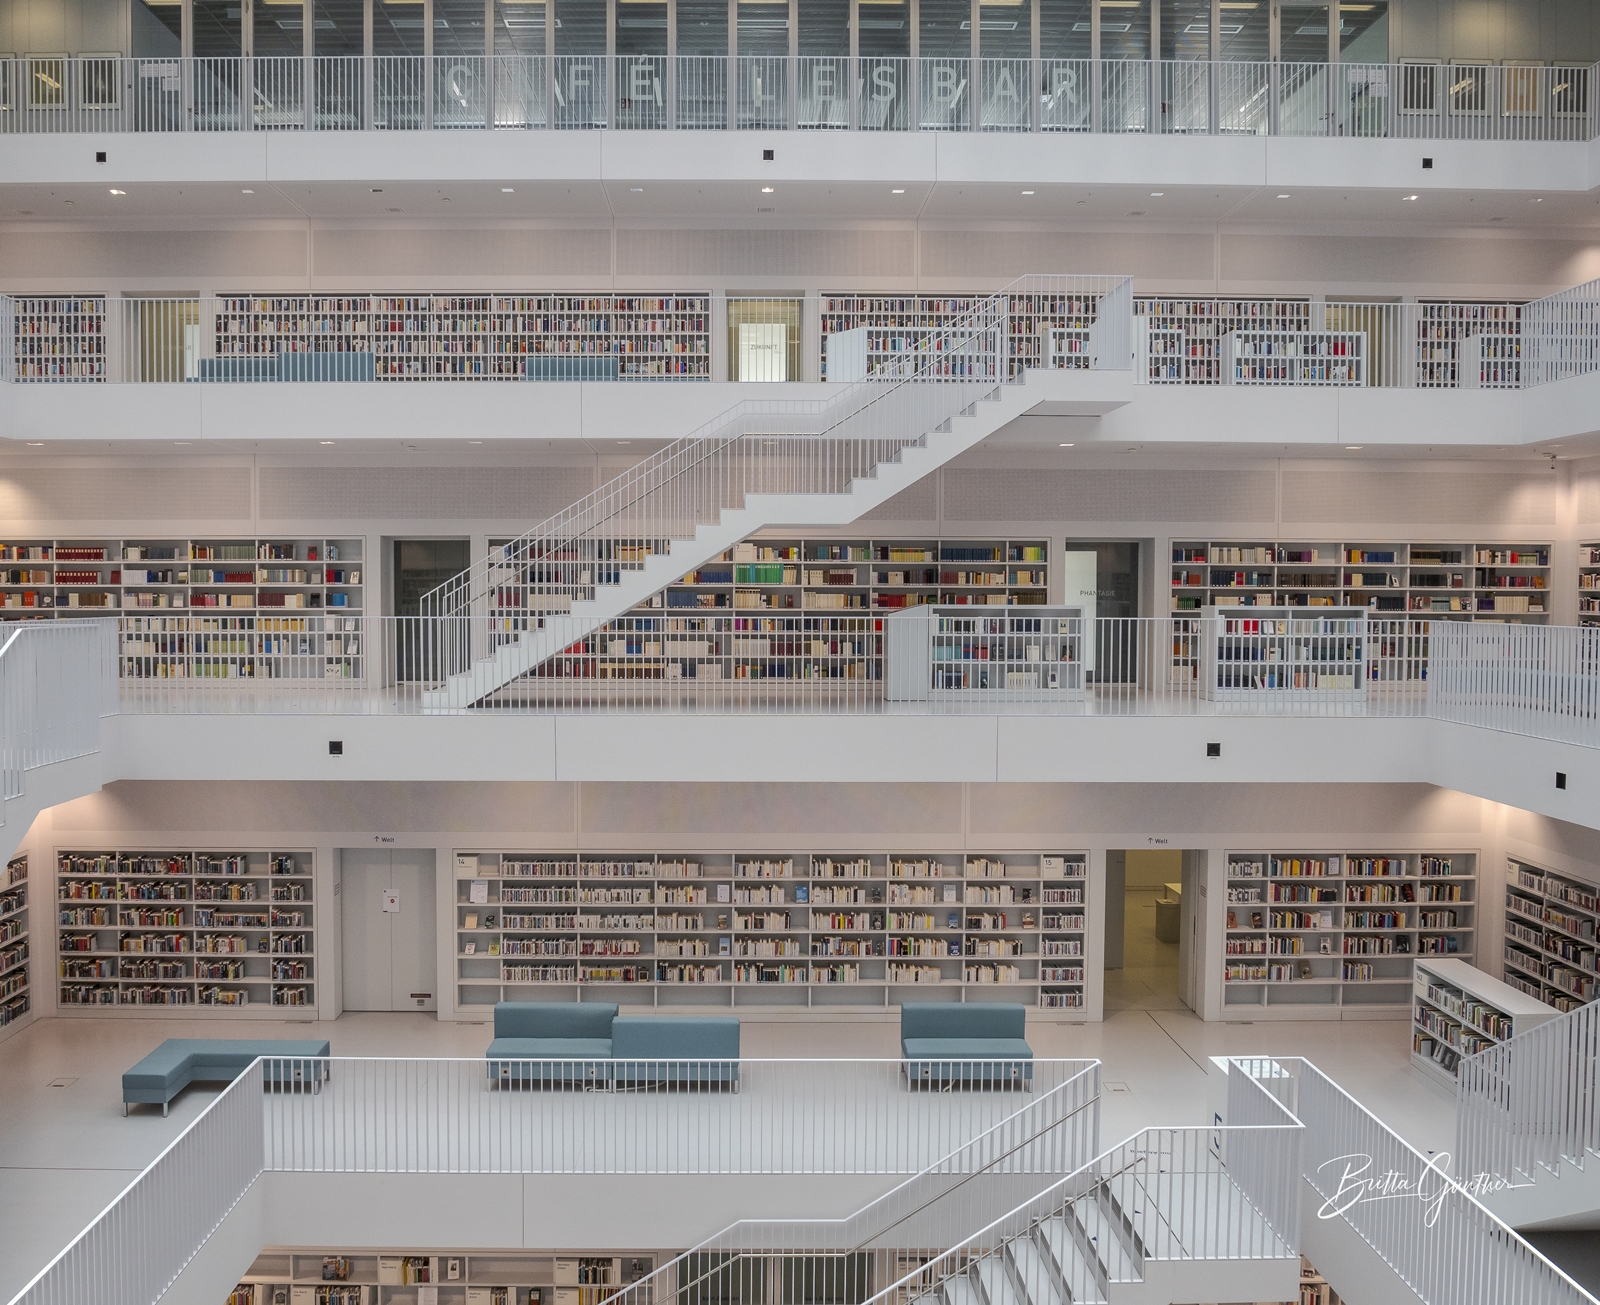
[1,855,29,1034]
[1581,543,1600,626]
[1170,540,1551,620]
[1222,851,1476,1019]
[455,850,1092,1014]
[11,296,107,381]
[56,849,316,1015]
[1503,858,1600,1013]
[1410,956,1556,1087]
[486,537,1049,687]
[818,294,1106,380]
[229,1249,658,1304]
[210,295,711,381]
[1200,609,1366,700]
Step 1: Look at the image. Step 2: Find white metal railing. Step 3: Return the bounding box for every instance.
[10,284,1600,389]
[1456,997,1600,1188]
[7,1058,265,1305]
[0,621,114,821]
[1426,622,1600,748]
[1,56,1593,140]
[105,614,1431,718]
[1280,1057,1598,1305]
[260,1057,1094,1175]
[417,275,1118,631]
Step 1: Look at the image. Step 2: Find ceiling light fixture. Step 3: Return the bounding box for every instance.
[761,186,774,193]
[109,188,125,195]
[618,440,632,445]
[174,441,191,446]
[501,187,514,193]
[1345,445,1364,450]
[25,442,44,447]
[1403,194,1419,201]
[468,440,483,444]
[1059,443,1074,448]
[892,188,905,194]
[319,440,336,445]
[1530,197,1544,203]
[1276,193,1290,199]
[241,188,254,194]
[629,187,644,193]
[1150,191,1164,197]
[1021,190,1035,195]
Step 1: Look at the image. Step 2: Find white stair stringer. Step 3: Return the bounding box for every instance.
[422,370,1056,709]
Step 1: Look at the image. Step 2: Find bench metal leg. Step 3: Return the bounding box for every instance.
[162,1103,169,1117]
[122,1103,127,1117]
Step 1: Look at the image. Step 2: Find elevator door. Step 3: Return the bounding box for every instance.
[340,849,438,1012]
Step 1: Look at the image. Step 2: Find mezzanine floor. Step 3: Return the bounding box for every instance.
[0,1006,1454,1302]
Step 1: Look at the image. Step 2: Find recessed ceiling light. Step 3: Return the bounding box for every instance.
[761,186,774,193]
[1150,192,1164,197]
[25,442,44,447]
[468,440,483,445]
[1345,445,1364,450]
[1059,443,1074,448]
[617,440,632,445]
[1276,193,1290,199]
[1530,197,1543,203]
[630,187,644,193]
[241,188,254,194]
[1021,190,1035,195]
[319,440,335,445]
[174,441,191,446]
[892,188,905,194]
[109,189,125,195]
[501,187,514,193]
[1403,194,1419,201]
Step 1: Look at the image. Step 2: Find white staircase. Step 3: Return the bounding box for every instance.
[418,275,1134,709]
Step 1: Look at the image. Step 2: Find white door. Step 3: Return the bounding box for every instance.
[340,849,437,1012]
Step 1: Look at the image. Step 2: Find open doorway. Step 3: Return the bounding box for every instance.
[1104,849,1189,1012]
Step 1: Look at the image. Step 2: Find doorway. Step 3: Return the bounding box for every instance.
[1103,849,1191,1013]
[1060,542,1141,682]
[392,538,471,682]
[340,848,438,1012]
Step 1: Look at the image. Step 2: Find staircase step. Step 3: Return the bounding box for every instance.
[1005,1226,1073,1305]
[939,1268,988,1305]
[1038,1213,1112,1302]
[975,1255,1023,1305]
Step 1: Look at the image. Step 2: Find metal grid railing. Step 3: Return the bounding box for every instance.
[0,620,115,818]
[1,56,1592,139]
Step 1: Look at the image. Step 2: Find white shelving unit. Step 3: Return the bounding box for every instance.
[232,1248,662,1305]
[1222,330,1366,386]
[1200,609,1367,701]
[1169,540,1550,620]
[1411,956,1557,1086]
[56,849,316,1016]
[454,850,1091,1014]
[884,606,1085,701]
[1503,857,1600,1013]
[1223,851,1476,1019]
[1580,543,1600,626]
[0,855,29,1035]
[12,296,106,381]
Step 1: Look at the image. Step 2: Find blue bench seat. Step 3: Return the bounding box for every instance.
[900,1003,1033,1089]
[484,1003,740,1090]
[123,1038,330,1115]
[611,1016,740,1091]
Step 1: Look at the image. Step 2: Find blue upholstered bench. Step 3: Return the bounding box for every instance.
[612,1016,740,1091]
[486,1002,617,1086]
[900,1002,1033,1089]
[122,1038,331,1115]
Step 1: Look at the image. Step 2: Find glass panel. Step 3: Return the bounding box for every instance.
[618,0,667,53]
[917,0,964,59]
[1339,1,1387,61]
[1099,0,1148,60]
[556,0,605,54]
[1218,0,1267,61]
[376,0,427,55]
[313,0,365,54]
[679,0,727,53]
[1158,0,1207,61]
[1038,0,1088,59]
[254,0,304,57]
[737,0,788,57]
[728,300,802,381]
[497,0,547,53]
[436,0,488,54]
[132,0,184,56]
[798,0,846,55]
[979,0,1028,59]
[194,0,242,56]
[861,0,908,58]
[1280,2,1329,63]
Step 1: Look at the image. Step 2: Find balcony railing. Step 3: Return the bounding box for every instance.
[0,54,1594,140]
[8,280,1600,390]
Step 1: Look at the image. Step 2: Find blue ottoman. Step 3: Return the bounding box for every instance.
[123,1038,331,1115]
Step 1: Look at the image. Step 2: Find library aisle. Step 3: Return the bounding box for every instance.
[0,1006,1457,1304]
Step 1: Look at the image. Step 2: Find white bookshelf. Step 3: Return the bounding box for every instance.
[1170,540,1550,621]
[884,606,1085,701]
[12,296,106,382]
[1223,851,1476,1019]
[56,849,315,1016]
[1221,330,1365,386]
[454,849,1091,1014]
[1411,956,1557,1087]
[232,1248,662,1305]
[1201,609,1366,701]
[0,855,30,1035]
[1503,857,1600,1013]
[1580,543,1600,626]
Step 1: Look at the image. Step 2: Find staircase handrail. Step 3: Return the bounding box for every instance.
[1456,996,1600,1185]
[419,273,1131,619]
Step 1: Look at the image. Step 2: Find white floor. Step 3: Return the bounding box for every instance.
[0,1001,1455,1304]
